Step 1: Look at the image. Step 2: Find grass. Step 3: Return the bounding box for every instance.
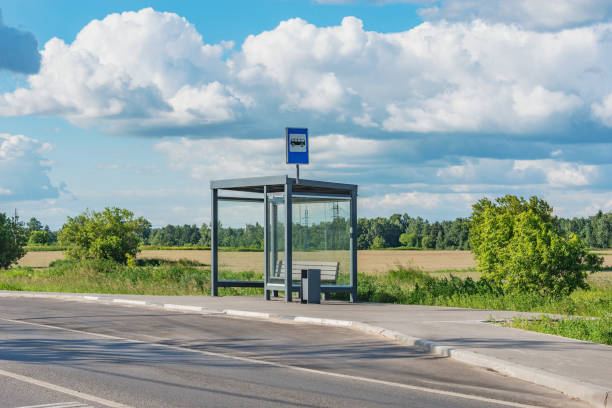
[2,260,610,345]
[504,315,612,345]
[355,267,611,318]
[26,245,264,252]
[140,245,264,252]
[25,245,68,252]
[1,258,262,296]
[140,245,211,251]
[376,246,424,250]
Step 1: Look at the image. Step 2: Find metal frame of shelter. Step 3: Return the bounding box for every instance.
[210,175,358,302]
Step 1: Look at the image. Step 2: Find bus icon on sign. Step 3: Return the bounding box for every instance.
[290,134,306,151]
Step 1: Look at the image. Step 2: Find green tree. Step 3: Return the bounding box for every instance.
[370,236,386,249]
[136,217,152,244]
[27,217,43,233]
[0,213,28,269]
[28,230,53,245]
[421,235,434,249]
[399,232,416,247]
[469,195,603,296]
[59,207,144,264]
[591,211,612,248]
[199,223,211,246]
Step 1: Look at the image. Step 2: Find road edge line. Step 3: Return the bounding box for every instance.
[0,367,133,408]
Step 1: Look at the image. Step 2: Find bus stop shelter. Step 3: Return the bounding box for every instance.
[210,175,358,302]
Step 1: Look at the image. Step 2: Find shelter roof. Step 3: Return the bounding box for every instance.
[210,175,357,196]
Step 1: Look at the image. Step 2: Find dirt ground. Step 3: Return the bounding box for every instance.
[16,249,612,274]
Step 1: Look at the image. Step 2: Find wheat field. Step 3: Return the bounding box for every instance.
[16,249,612,275]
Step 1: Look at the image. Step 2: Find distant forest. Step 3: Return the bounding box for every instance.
[26,211,612,250]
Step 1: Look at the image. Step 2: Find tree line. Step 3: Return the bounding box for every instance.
[3,196,603,298]
[18,209,612,251]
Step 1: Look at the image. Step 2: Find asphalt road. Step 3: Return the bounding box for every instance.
[0,297,587,408]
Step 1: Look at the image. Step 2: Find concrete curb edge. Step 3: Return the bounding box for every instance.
[1,292,608,408]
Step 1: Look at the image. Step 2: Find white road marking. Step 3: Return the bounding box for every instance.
[0,317,542,408]
[15,402,92,408]
[162,304,204,312]
[0,366,131,408]
[111,299,147,305]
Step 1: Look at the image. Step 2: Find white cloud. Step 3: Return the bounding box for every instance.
[0,133,59,202]
[368,191,442,209]
[513,159,598,187]
[580,198,612,216]
[154,137,282,180]
[591,93,612,126]
[360,191,477,219]
[512,85,582,120]
[168,82,247,124]
[436,157,603,189]
[419,0,612,31]
[0,8,237,130]
[2,10,612,136]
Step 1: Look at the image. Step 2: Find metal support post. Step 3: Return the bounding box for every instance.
[211,188,219,296]
[350,189,358,302]
[284,181,292,302]
[271,202,278,298]
[264,185,270,300]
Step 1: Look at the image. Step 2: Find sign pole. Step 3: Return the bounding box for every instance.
[296,164,300,182]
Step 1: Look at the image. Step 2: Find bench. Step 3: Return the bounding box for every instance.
[273,260,339,284]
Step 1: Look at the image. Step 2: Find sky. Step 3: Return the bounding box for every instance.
[0,0,611,229]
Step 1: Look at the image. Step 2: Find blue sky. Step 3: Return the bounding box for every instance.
[1,0,611,228]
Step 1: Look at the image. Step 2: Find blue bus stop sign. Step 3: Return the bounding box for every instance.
[286,127,309,164]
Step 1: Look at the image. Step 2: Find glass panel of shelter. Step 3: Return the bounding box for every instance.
[218,198,264,282]
[266,193,351,289]
[266,194,285,286]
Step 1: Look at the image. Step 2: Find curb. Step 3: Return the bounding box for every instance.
[1,292,609,408]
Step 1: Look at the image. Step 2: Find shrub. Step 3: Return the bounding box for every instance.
[399,232,416,247]
[29,230,53,245]
[469,195,603,296]
[58,207,148,264]
[0,213,28,269]
[370,236,386,249]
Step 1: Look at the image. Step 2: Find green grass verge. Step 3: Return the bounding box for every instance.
[504,315,612,346]
[0,258,262,296]
[354,268,611,318]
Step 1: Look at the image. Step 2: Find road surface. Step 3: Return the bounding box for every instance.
[0,297,586,407]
